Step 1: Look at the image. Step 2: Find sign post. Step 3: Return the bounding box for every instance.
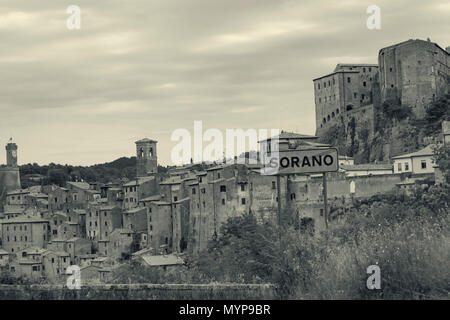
[263,147,339,232]
[322,173,328,229]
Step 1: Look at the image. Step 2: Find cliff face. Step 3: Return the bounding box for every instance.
[318,92,450,163]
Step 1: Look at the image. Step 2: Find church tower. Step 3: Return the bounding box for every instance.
[135,138,158,177]
[0,140,21,212]
[6,142,18,167]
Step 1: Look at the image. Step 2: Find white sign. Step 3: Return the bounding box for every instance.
[263,147,339,175]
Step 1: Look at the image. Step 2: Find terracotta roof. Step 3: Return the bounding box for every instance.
[392,145,435,159]
[341,164,393,171]
[139,195,162,202]
[2,216,48,224]
[67,182,90,190]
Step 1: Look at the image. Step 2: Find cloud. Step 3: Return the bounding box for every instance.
[0,0,448,166]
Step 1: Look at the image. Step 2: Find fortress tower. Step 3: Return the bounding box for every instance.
[379,39,450,118]
[135,138,158,177]
[0,140,21,212]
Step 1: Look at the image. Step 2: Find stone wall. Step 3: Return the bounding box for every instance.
[0,283,275,300]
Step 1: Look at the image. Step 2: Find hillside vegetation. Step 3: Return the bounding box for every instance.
[320,93,450,163]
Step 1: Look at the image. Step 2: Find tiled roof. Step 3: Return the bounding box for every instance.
[67,182,90,190]
[160,177,183,185]
[139,195,162,202]
[2,216,48,224]
[392,145,435,159]
[341,164,393,171]
[6,189,30,195]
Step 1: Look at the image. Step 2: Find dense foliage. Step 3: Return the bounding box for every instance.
[19,157,169,187]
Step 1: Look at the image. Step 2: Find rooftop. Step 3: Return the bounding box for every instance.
[341,164,393,171]
[392,145,435,160]
[67,181,90,190]
[259,131,318,143]
[135,138,158,144]
[1,216,48,224]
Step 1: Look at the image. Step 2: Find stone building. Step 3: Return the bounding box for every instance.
[379,39,450,118]
[1,216,50,253]
[313,64,379,135]
[136,138,158,177]
[0,141,21,212]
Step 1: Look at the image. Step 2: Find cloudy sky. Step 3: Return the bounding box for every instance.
[0,0,449,166]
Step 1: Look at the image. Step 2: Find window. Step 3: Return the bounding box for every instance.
[398,163,402,172]
[318,83,320,89]
[347,77,351,83]
[240,184,245,191]
[192,188,196,195]
[174,196,178,202]
[363,67,366,73]
[389,67,393,72]
[363,81,367,87]
[201,188,205,194]
[290,193,296,200]
[220,185,226,192]
[221,199,225,205]
[241,198,246,205]
[421,161,427,169]
[405,163,409,171]
[272,181,276,189]
[369,67,372,72]
[217,173,221,178]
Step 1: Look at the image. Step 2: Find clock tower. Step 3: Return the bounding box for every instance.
[6,142,18,167]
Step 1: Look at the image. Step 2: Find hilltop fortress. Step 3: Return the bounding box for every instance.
[314,39,450,161]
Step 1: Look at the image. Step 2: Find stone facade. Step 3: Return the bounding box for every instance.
[379,39,450,118]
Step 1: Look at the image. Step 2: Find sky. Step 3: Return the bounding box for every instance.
[0,0,449,166]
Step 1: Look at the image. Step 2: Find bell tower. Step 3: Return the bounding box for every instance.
[6,141,18,167]
[135,138,158,177]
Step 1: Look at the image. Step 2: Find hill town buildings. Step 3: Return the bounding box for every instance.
[0,38,448,283]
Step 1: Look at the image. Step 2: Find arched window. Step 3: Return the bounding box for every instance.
[332,112,335,118]
[336,108,340,114]
[323,118,326,124]
[346,105,353,111]
[327,115,330,121]
[139,148,144,158]
[149,147,153,157]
